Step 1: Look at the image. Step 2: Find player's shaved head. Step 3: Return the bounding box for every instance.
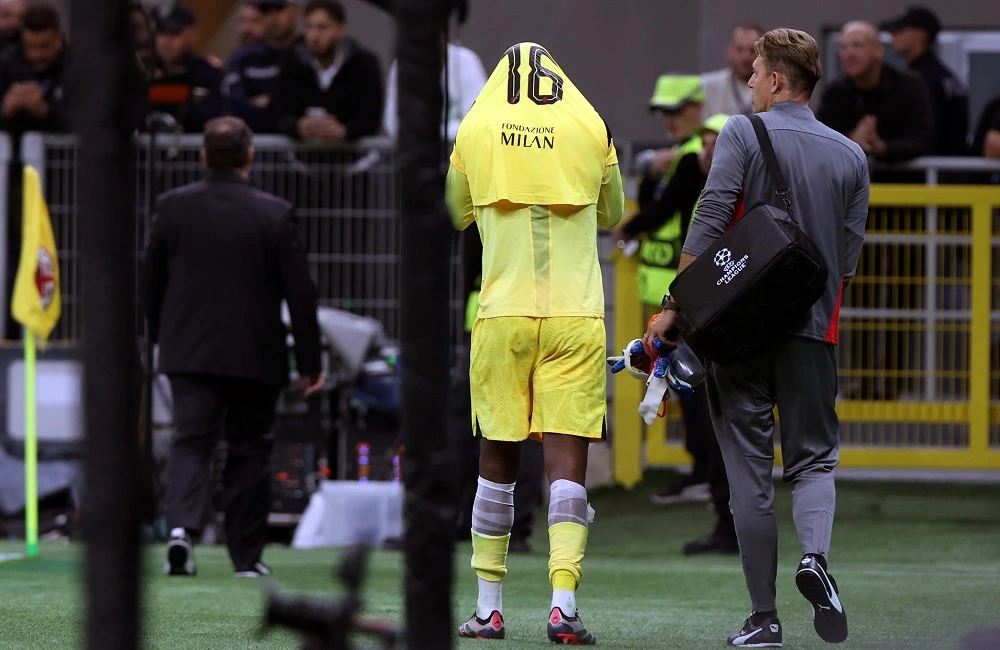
[840,20,879,43]
[838,20,883,82]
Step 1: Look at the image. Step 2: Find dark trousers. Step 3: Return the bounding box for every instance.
[166,374,280,572]
[706,337,839,612]
[679,389,736,539]
[679,391,710,485]
[450,340,544,540]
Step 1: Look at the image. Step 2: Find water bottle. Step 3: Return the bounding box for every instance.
[668,338,706,388]
[392,446,403,484]
[356,442,371,482]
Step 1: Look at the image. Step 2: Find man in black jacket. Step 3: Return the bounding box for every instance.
[148,3,224,133]
[816,20,933,164]
[223,0,303,134]
[882,6,968,156]
[143,117,323,578]
[0,5,67,134]
[275,0,383,141]
[611,114,738,556]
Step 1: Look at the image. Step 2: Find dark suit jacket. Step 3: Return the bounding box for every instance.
[143,171,322,387]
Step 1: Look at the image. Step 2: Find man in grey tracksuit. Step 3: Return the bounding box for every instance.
[645,29,869,647]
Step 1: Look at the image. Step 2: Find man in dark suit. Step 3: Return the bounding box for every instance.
[143,116,323,578]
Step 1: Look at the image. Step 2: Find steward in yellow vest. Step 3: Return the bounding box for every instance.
[618,75,707,305]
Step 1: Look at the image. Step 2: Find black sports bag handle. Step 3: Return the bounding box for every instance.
[748,114,795,220]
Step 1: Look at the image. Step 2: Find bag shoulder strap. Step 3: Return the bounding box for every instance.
[747,114,793,217]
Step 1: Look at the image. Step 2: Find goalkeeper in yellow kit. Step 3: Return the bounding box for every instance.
[446,41,624,644]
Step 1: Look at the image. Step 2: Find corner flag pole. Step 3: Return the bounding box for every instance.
[24,329,38,558]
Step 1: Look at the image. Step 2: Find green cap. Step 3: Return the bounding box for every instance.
[697,113,731,136]
[649,75,705,111]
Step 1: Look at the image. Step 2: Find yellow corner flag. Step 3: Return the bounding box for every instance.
[9,164,61,559]
[11,165,61,346]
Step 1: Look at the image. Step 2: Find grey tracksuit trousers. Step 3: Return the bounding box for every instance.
[706,336,839,613]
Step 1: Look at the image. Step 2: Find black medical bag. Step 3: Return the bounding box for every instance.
[668,115,829,366]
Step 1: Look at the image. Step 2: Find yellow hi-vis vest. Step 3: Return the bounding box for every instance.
[636,134,702,306]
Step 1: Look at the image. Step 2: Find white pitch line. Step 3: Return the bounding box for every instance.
[0,553,25,563]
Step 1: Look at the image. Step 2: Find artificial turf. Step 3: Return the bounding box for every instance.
[1,473,998,649]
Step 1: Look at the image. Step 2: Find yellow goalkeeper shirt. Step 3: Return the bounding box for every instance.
[446,41,624,319]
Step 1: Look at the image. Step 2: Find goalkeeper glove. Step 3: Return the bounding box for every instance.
[607,338,699,425]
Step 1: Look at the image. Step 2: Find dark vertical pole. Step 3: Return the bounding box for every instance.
[142,124,159,525]
[396,0,455,647]
[71,0,143,648]
[4,157,24,339]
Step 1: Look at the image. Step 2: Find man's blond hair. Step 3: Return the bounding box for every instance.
[754,28,822,96]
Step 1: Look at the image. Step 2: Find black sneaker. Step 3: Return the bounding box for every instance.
[727,614,782,647]
[683,533,740,556]
[796,554,848,643]
[164,528,196,576]
[235,562,272,578]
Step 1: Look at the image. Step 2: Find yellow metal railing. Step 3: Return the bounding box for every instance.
[612,184,1000,487]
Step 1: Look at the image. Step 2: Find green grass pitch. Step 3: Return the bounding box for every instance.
[1,473,998,649]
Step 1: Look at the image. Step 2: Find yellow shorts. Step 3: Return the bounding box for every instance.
[469,316,607,442]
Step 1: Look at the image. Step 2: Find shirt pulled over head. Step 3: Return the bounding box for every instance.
[451,42,616,208]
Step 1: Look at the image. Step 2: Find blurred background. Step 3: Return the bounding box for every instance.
[30,0,1000,142]
[0,1,998,647]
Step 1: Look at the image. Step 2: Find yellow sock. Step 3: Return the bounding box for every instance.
[548,521,588,596]
[472,531,510,582]
[552,571,576,592]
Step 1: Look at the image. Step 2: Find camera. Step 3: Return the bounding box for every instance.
[262,544,400,650]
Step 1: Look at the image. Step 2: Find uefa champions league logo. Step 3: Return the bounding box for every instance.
[714,247,749,286]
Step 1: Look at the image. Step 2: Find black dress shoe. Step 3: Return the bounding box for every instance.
[683,534,740,556]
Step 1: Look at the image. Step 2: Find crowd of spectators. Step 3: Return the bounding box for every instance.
[0,0,488,148]
[1,1,999,165]
[639,7,999,173]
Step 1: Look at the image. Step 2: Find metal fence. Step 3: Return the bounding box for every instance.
[612,182,1000,484]
[10,130,1000,476]
[16,132,632,360]
[19,133,464,348]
